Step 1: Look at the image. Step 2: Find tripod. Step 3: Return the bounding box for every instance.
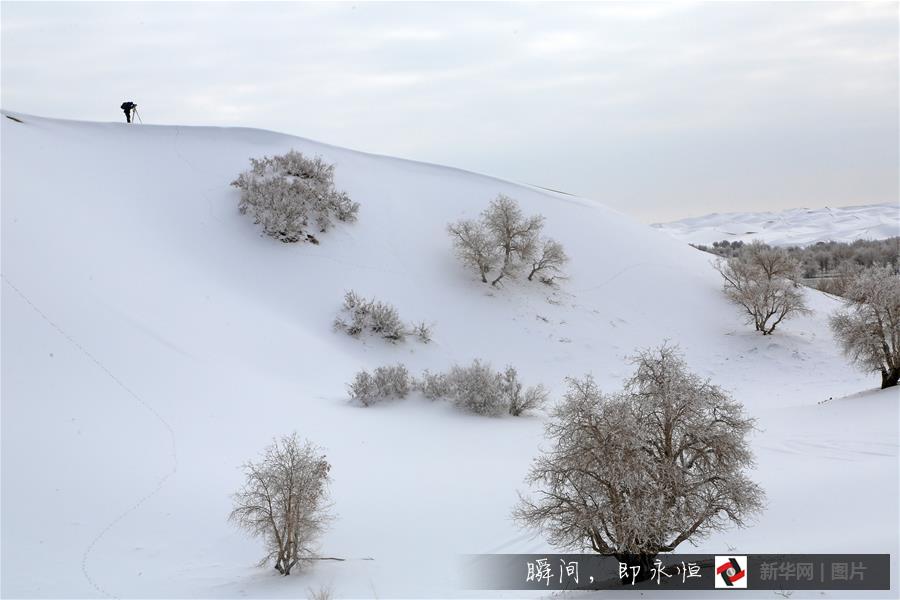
[132,107,143,124]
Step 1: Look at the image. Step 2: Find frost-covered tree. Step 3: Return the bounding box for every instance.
[528,238,568,283]
[715,242,809,334]
[829,265,900,389]
[448,195,566,286]
[515,345,764,566]
[230,434,332,575]
[483,195,544,285]
[447,219,499,283]
[232,151,359,243]
[740,241,802,280]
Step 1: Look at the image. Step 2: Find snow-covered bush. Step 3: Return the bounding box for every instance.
[424,361,545,416]
[307,585,334,600]
[501,366,549,416]
[334,291,431,343]
[715,241,809,334]
[448,195,567,286]
[410,321,433,344]
[231,150,359,243]
[368,302,405,341]
[417,369,452,400]
[515,344,764,562]
[829,265,900,388]
[229,433,332,575]
[347,361,544,416]
[447,360,508,416]
[373,364,411,399]
[348,364,411,406]
[347,370,377,405]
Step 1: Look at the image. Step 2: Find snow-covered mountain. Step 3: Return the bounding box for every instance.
[2,112,897,598]
[653,203,899,247]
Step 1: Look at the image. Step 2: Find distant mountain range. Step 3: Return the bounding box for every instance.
[653,202,899,247]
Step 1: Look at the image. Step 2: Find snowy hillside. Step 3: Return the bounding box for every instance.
[653,203,899,247]
[2,112,897,598]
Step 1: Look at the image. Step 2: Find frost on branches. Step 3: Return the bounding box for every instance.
[347,360,547,416]
[515,344,764,564]
[715,241,809,335]
[232,151,359,243]
[333,290,432,344]
[830,265,900,389]
[448,194,568,286]
[229,433,332,575]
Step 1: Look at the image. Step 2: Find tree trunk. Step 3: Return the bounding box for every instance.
[881,366,900,389]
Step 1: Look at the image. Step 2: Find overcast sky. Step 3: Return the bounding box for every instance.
[2,1,897,222]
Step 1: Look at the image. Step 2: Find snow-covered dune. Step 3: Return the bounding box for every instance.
[653,203,900,247]
[2,112,896,598]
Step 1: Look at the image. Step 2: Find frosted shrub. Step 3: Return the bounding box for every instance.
[231,150,359,243]
[502,366,549,416]
[411,321,433,344]
[441,362,546,416]
[334,291,432,344]
[369,303,404,341]
[348,370,377,406]
[372,364,411,399]
[418,370,451,400]
[348,361,544,416]
[447,360,508,416]
[349,364,410,406]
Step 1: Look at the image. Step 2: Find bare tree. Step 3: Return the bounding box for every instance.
[447,219,498,283]
[830,265,900,388]
[482,195,543,285]
[515,345,764,568]
[448,195,566,286]
[232,151,359,244]
[230,434,332,575]
[715,243,809,334]
[528,238,568,283]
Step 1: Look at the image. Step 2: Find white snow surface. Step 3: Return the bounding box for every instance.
[2,112,897,599]
[652,203,899,247]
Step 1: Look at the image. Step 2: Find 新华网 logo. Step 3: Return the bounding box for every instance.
[715,556,748,588]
